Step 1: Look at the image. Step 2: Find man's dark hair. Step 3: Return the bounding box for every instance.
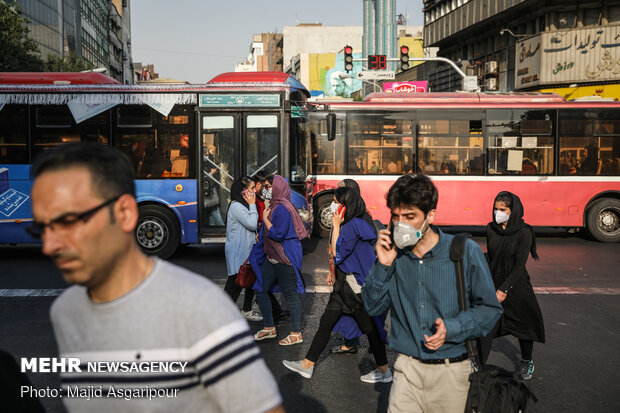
[253,170,273,184]
[386,174,438,215]
[33,143,136,199]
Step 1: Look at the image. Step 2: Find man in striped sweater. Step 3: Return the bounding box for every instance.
[30,143,283,413]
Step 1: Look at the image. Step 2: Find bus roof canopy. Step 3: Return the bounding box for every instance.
[0,72,120,85]
[363,92,566,104]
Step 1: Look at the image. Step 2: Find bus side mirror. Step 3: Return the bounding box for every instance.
[326,112,336,141]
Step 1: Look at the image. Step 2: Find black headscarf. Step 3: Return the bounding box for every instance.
[340,178,361,193]
[335,186,376,232]
[229,178,250,211]
[337,178,377,235]
[489,191,538,260]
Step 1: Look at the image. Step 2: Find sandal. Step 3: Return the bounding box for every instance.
[254,328,277,341]
[279,332,303,346]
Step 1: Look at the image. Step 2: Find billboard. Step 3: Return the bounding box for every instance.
[383,81,428,93]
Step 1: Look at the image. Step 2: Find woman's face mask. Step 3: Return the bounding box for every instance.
[494,210,510,224]
[262,188,272,200]
[392,219,428,249]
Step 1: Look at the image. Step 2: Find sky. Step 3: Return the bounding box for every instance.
[131,0,424,83]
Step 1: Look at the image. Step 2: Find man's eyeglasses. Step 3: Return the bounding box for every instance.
[26,196,120,239]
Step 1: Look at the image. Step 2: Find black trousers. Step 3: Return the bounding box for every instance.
[479,320,534,364]
[305,305,387,366]
[224,274,254,312]
[224,275,283,316]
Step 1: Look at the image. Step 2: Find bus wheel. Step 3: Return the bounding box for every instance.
[313,195,333,238]
[136,205,180,258]
[587,198,620,243]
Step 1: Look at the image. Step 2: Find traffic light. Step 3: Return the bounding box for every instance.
[399,45,410,71]
[344,45,353,72]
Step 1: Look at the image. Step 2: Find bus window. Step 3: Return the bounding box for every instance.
[308,112,345,175]
[417,110,484,175]
[559,109,620,176]
[32,105,109,159]
[246,114,278,176]
[0,105,28,164]
[114,105,193,179]
[290,116,310,182]
[348,112,414,175]
[487,109,555,175]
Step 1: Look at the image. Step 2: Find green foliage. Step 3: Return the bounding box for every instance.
[0,2,44,71]
[45,53,93,72]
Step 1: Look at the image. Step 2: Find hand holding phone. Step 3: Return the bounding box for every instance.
[375,220,397,266]
[243,188,255,205]
[332,205,345,228]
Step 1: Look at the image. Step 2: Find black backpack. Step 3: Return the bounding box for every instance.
[449,233,538,413]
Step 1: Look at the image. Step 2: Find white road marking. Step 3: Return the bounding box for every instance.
[2,286,620,297]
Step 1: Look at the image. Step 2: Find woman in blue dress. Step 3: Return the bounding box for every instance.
[251,174,308,346]
[283,186,391,383]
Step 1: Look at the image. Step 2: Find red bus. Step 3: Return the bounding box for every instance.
[307,92,620,242]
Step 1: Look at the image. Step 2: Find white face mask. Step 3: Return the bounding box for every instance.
[330,201,339,214]
[262,188,272,200]
[392,219,428,249]
[495,210,510,224]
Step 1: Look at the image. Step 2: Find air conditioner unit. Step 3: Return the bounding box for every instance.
[485,61,498,75]
[485,77,498,91]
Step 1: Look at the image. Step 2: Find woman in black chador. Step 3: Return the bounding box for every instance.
[480,191,545,381]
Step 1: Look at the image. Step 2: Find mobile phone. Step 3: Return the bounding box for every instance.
[387,219,395,245]
[337,204,346,216]
[241,189,247,198]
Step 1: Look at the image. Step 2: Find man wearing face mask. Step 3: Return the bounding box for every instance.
[362,174,502,413]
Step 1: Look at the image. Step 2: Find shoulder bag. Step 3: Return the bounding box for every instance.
[450,233,537,413]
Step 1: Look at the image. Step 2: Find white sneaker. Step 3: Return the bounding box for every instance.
[242,310,263,322]
[360,368,393,383]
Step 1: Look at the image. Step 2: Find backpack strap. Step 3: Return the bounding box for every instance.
[449,233,479,368]
[449,233,471,312]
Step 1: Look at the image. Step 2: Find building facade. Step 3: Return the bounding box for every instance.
[421,0,620,97]
[236,33,283,72]
[12,0,133,83]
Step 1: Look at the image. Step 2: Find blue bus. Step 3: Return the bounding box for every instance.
[0,71,314,257]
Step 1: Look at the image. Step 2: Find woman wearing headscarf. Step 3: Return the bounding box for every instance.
[329,179,386,355]
[223,176,262,321]
[251,174,307,346]
[283,186,391,383]
[480,191,545,381]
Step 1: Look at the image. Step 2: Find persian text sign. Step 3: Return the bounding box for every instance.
[383,81,428,93]
[199,94,280,107]
[516,24,620,89]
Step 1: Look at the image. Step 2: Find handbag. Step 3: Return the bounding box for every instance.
[449,233,537,413]
[235,258,256,288]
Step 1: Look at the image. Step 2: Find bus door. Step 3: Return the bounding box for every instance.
[199,113,240,237]
[244,113,280,178]
[198,112,280,238]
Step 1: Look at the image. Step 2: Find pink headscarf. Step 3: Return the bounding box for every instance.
[268,174,308,240]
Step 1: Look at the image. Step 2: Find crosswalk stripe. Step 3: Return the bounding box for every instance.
[2,286,620,297]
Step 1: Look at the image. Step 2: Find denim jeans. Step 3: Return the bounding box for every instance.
[256,261,301,331]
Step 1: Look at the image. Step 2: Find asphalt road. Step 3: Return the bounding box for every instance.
[1,230,619,412]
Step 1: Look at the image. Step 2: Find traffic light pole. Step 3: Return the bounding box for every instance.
[350,56,479,92]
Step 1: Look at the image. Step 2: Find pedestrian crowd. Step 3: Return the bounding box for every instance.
[5,142,545,412]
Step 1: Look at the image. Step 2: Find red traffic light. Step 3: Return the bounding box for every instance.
[400,45,409,55]
[344,46,353,54]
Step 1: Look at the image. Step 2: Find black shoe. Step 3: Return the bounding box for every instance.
[329,345,358,355]
[274,310,290,325]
